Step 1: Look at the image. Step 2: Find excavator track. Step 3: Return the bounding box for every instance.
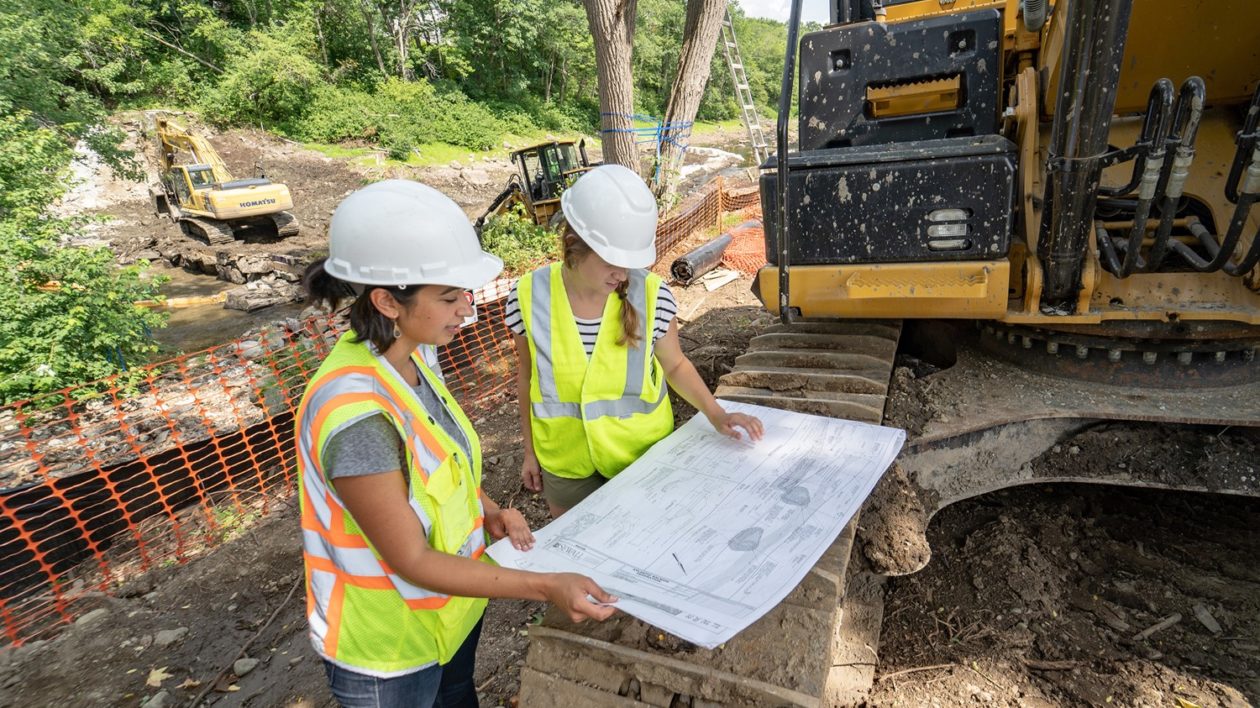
[270,210,300,238]
[180,217,235,246]
[518,321,903,707]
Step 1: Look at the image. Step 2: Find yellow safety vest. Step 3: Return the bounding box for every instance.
[296,333,488,676]
[518,263,674,480]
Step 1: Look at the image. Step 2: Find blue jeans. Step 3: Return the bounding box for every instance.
[323,619,482,708]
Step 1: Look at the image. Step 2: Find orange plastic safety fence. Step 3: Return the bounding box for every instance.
[0,177,761,646]
[722,222,768,276]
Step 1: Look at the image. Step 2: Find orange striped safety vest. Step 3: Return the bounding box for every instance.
[296,333,488,676]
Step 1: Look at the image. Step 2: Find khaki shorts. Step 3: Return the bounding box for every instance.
[540,469,608,510]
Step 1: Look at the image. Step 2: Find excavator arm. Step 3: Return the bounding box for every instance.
[154,117,234,183]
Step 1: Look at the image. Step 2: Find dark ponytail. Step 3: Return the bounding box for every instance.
[302,258,423,353]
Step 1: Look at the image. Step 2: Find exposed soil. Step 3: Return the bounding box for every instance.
[872,471,1260,707]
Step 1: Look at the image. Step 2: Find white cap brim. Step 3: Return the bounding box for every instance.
[445,252,505,290]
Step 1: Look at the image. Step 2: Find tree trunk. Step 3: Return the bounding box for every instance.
[653,0,726,199]
[314,10,330,68]
[359,0,388,75]
[583,0,639,172]
[559,57,569,103]
[544,57,555,103]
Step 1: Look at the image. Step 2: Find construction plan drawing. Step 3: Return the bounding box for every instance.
[488,400,905,648]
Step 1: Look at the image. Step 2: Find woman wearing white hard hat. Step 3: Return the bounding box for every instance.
[507,164,764,517]
[298,180,616,708]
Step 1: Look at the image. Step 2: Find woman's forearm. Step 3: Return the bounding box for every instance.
[663,356,725,421]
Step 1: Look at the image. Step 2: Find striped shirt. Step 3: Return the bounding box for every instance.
[505,278,677,356]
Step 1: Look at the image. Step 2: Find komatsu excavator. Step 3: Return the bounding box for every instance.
[515,1,1260,705]
[147,116,299,245]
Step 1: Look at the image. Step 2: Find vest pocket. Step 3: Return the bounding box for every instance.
[421,457,476,555]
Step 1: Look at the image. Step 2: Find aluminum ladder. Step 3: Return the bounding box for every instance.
[719,7,770,167]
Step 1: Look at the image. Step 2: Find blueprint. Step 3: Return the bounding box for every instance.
[488,400,905,648]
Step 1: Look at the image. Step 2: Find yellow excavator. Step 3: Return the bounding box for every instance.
[147,116,299,245]
[515,1,1260,706]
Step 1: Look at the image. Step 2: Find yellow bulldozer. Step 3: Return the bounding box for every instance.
[147,116,300,245]
[474,140,594,232]
[516,1,1260,705]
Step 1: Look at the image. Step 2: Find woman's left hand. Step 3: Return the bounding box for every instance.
[709,411,764,442]
[486,507,536,551]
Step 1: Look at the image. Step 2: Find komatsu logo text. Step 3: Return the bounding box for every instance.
[240,198,277,208]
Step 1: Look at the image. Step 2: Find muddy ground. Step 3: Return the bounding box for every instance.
[69,115,749,274]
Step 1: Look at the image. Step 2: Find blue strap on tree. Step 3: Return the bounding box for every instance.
[598,113,695,182]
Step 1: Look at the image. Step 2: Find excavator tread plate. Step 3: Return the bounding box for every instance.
[717,367,889,395]
[716,385,886,421]
[747,333,898,358]
[734,349,890,372]
[271,211,300,237]
[760,321,901,338]
[523,321,904,706]
[524,530,855,707]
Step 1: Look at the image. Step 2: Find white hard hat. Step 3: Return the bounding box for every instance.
[325,180,503,289]
[561,164,658,268]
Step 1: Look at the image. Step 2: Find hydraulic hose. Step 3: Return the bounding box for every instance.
[1116,80,1174,276]
[1225,84,1260,205]
[1038,0,1134,309]
[1100,79,1173,198]
[1144,77,1205,271]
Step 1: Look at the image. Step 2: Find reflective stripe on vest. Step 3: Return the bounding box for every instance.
[519,263,674,479]
[296,334,488,676]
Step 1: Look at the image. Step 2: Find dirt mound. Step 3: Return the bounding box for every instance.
[874,455,1260,707]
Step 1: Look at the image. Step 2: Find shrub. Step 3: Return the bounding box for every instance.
[0,115,166,404]
[478,204,559,275]
[293,83,379,143]
[290,78,507,155]
[200,31,325,127]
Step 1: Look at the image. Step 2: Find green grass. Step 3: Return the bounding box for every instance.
[689,119,746,136]
[305,130,596,169]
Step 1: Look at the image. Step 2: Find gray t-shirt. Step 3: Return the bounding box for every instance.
[322,357,470,479]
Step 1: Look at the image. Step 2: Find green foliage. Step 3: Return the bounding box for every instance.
[292,78,505,155]
[478,204,559,275]
[0,4,166,402]
[0,117,167,405]
[200,28,325,126]
[0,227,168,404]
[376,79,503,153]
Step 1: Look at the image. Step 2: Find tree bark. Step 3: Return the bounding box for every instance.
[653,0,727,199]
[314,10,330,68]
[583,0,639,172]
[359,0,388,76]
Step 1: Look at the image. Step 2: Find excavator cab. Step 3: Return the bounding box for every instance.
[185,165,215,190]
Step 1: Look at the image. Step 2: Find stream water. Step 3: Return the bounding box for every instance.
[146,263,306,356]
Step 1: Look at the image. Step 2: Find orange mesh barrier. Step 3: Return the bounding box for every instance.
[0,177,763,646]
[722,219,768,276]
